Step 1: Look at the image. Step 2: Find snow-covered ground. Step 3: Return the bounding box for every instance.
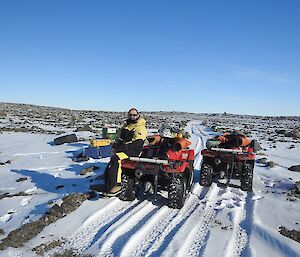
[0,121,299,257]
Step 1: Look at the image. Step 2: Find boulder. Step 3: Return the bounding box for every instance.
[286,130,300,139]
[275,129,287,135]
[75,125,94,132]
[295,181,300,193]
[257,158,267,164]
[266,161,277,168]
[16,177,28,182]
[288,165,300,172]
[53,134,78,145]
[251,140,262,152]
[279,226,300,243]
[293,130,300,138]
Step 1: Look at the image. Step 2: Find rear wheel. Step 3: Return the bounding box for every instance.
[240,162,254,192]
[200,161,213,186]
[168,175,187,209]
[119,173,136,201]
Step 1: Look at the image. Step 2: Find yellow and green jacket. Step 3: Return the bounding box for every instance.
[114,117,147,157]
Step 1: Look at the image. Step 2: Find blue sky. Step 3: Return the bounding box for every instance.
[0,0,299,115]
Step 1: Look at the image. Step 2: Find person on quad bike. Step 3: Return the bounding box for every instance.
[102,108,148,196]
[119,125,194,208]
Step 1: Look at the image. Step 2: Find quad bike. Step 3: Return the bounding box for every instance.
[119,137,194,209]
[200,133,256,192]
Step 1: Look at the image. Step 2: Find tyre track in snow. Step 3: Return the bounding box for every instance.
[145,183,219,256]
[176,184,221,257]
[95,200,158,257]
[223,171,275,257]
[190,124,208,170]
[50,198,145,255]
[223,190,249,257]
[146,184,214,257]
[221,144,274,257]
[119,183,207,257]
[190,124,253,257]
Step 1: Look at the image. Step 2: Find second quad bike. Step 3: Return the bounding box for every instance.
[119,136,194,209]
[200,131,256,191]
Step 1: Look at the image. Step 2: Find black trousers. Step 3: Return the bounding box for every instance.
[105,140,144,192]
[104,154,120,192]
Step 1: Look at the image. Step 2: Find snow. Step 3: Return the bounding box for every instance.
[0,120,300,257]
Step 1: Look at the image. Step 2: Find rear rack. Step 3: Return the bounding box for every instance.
[210,147,244,153]
[129,157,168,165]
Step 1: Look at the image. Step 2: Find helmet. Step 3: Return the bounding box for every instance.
[159,125,175,138]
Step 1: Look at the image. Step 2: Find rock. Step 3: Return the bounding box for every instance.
[75,125,94,132]
[295,181,300,193]
[288,165,300,172]
[266,161,277,168]
[80,167,94,175]
[256,152,266,156]
[56,185,65,190]
[73,153,89,162]
[293,130,300,138]
[80,165,98,175]
[52,250,91,257]
[251,140,262,152]
[286,130,300,139]
[48,204,66,218]
[257,158,267,164]
[60,203,74,213]
[0,191,29,200]
[53,134,78,145]
[0,160,11,165]
[32,239,64,255]
[0,228,4,235]
[0,193,10,200]
[276,129,287,135]
[279,226,300,243]
[16,177,28,182]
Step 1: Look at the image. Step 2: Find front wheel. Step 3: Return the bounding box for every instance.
[119,173,136,201]
[200,162,213,186]
[168,175,187,209]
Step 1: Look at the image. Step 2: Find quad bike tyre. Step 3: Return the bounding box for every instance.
[186,161,194,190]
[200,161,213,187]
[168,175,187,209]
[240,162,253,192]
[119,173,136,201]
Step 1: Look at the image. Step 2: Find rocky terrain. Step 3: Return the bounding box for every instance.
[0,102,299,257]
[1,102,300,143]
